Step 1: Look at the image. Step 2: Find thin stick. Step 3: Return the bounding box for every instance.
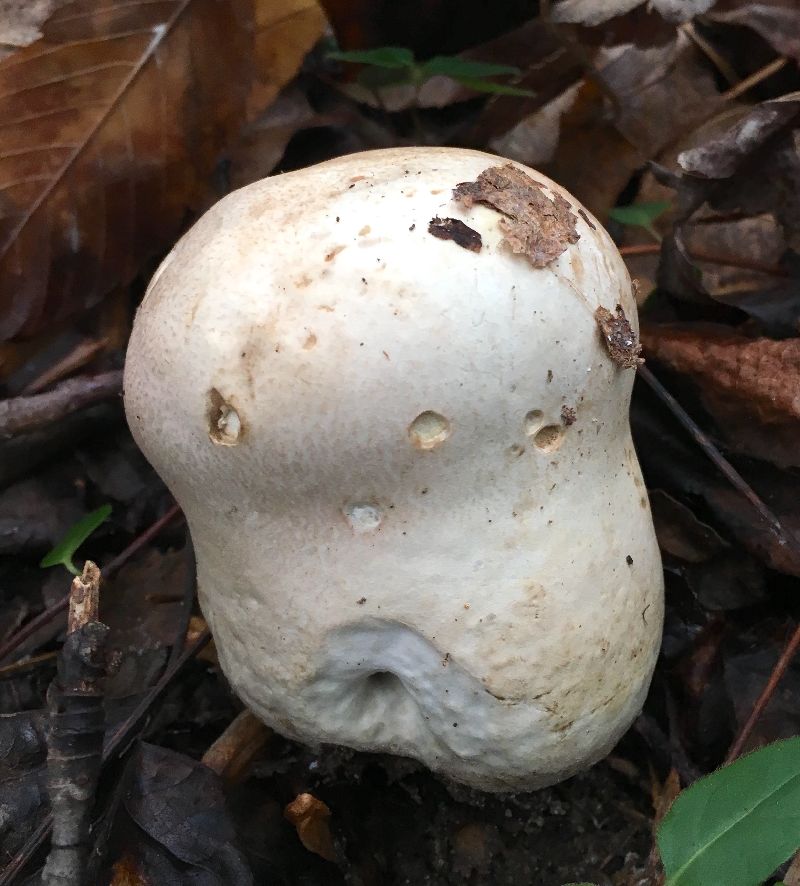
[0,504,182,663]
[637,365,797,558]
[619,242,790,277]
[725,622,800,763]
[680,22,739,86]
[42,562,108,886]
[0,628,211,885]
[0,370,122,438]
[720,57,788,102]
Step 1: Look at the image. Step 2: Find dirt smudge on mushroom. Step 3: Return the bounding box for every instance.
[303,332,317,350]
[595,304,644,369]
[427,217,482,253]
[578,208,596,230]
[452,165,580,268]
[560,405,576,426]
[324,245,346,262]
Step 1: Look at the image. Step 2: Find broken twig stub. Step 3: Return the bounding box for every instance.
[453,165,579,268]
[427,216,483,252]
[595,304,644,369]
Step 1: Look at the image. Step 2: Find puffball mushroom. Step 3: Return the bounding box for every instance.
[124,147,664,791]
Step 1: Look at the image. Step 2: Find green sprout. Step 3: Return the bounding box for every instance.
[327,46,535,98]
[40,504,112,575]
[608,200,671,243]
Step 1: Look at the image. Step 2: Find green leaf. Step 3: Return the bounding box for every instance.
[419,56,520,79]
[453,77,536,97]
[327,46,415,70]
[608,201,671,227]
[40,504,112,575]
[356,65,415,90]
[658,737,800,886]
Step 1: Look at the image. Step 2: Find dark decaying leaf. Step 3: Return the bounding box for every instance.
[105,742,252,885]
[710,0,800,63]
[725,644,800,754]
[0,711,48,861]
[453,164,579,267]
[0,0,322,342]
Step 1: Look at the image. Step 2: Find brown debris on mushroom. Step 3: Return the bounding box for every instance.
[453,165,579,268]
[561,405,577,426]
[428,217,482,253]
[595,304,644,370]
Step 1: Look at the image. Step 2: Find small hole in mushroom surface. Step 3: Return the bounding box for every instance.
[524,410,544,436]
[344,503,382,533]
[207,388,242,446]
[533,425,565,452]
[408,411,450,450]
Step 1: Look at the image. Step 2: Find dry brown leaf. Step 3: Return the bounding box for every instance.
[284,792,336,862]
[453,164,579,267]
[641,324,800,467]
[0,0,323,342]
[493,36,721,218]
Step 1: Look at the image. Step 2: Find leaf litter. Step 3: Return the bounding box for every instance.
[1,0,800,882]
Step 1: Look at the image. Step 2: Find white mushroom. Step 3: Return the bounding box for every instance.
[123,147,664,792]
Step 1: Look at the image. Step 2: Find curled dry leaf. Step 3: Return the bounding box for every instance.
[551,0,716,25]
[0,0,324,342]
[640,324,800,468]
[709,1,800,63]
[595,304,644,369]
[0,0,70,59]
[284,792,336,862]
[453,164,579,267]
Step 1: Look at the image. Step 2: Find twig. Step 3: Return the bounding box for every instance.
[202,709,271,785]
[22,339,109,396]
[680,22,739,86]
[0,649,57,679]
[720,56,788,102]
[41,563,108,886]
[725,622,800,763]
[0,503,182,664]
[0,370,123,439]
[0,627,211,885]
[618,243,790,277]
[637,365,799,559]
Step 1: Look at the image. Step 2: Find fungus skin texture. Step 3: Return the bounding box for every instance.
[123,147,664,792]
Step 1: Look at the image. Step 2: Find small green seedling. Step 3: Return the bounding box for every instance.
[40,504,112,576]
[608,200,670,243]
[327,45,536,98]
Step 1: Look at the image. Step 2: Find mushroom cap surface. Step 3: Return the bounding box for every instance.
[124,147,664,791]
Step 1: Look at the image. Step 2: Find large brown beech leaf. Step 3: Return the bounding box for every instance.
[0,0,323,341]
